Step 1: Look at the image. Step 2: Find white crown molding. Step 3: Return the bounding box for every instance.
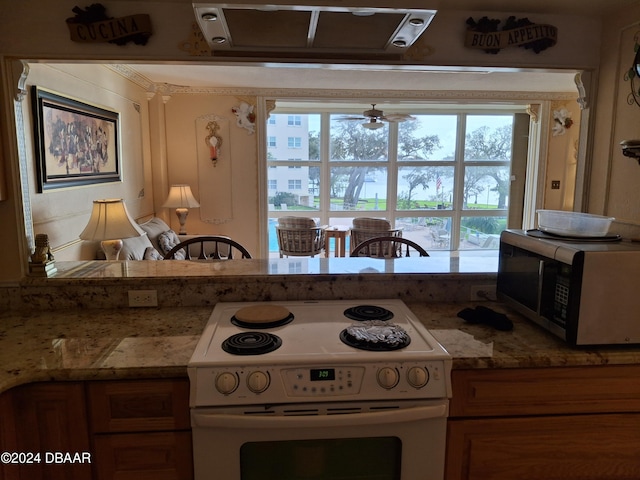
[108,64,577,102]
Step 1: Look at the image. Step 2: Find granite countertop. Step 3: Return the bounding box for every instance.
[38,251,499,279]
[2,302,640,394]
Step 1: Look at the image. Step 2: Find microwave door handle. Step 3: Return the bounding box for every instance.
[192,403,447,430]
[537,259,545,314]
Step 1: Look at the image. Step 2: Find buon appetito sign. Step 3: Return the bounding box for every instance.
[465,16,557,54]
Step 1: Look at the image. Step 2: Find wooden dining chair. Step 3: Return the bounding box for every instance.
[276,217,326,258]
[350,217,402,255]
[163,236,252,260]
[350,236,429,258]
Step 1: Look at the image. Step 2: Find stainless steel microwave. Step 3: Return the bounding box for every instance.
[497,229,640,346]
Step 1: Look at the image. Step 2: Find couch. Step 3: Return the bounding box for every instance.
[118,217,192,260]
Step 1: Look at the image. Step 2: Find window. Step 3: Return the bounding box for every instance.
[288,115,302,126]
[268,136,276,147]
[267,107,523,254]
[268,179,277,190]
[287,137,302,148]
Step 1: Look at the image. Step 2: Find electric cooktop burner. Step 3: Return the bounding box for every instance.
[344,305,394,322]
[231,313,294,329]
[339,320,411,351]
[230,305,294,329]
[221,332,282,355]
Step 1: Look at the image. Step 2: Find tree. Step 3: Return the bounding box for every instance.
[330,119,441,208]
[330,121,388,208]
[463,124,512,208]
[400,169,431,209]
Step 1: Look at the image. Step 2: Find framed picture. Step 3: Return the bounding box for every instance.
[31,86,120,192]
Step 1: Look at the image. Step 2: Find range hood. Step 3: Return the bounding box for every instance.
[193,3,436,59]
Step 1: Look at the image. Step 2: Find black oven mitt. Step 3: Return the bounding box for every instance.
[457,305,514,331]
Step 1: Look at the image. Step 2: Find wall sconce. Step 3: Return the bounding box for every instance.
[620,140,640,164]
[206,121,222,166]
[162,184,200,234]
[79,199,145,260]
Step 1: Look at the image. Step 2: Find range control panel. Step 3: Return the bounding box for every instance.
[190,361,449,407]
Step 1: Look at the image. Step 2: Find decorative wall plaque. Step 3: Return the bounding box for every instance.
[66,4,152,45]
[465,16,557,54]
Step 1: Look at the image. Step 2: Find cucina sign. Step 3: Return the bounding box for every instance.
[66,4,152,46]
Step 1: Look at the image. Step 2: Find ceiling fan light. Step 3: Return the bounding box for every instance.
[392,39,407,48]
[362,121,384,130]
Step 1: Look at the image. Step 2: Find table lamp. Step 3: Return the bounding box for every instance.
[162,184,200,234]
[79,199,145,260]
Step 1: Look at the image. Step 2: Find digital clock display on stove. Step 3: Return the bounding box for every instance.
[310,368,335,381]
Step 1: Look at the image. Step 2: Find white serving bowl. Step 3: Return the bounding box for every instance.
[537,210,615,237]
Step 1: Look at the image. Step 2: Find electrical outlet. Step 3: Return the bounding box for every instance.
[128,290,158,307]
[551,180,561,189]
[470,284,497,301]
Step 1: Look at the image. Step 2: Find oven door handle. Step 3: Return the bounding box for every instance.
[192,403,447,429]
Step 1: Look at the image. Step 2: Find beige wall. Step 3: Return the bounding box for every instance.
[591,6,640,226]
[23,64,154,261]
[545,100,582,211]
[163,94,260,253]
[0,0,637,283]
[18,65,261,260]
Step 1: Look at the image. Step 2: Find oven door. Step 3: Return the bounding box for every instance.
[191,399,448,480]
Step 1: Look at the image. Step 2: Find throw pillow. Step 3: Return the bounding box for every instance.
[138,217,171,252]
[143,246,164,260]
[120,234,154,261]
[157,230,186,260]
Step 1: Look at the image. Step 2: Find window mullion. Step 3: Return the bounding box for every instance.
[451,113,468,249]
[387,123,399,225]
[320,112,331,225]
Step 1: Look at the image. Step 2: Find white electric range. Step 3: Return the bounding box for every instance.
[188,299,453,480]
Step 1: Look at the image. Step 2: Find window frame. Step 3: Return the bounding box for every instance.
[266,104,529,253]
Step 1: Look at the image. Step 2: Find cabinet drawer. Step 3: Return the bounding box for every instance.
[93,431,193,480]
[88,379,190,433]
[451,365,640,417]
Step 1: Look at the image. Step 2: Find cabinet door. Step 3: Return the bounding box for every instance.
[93,431,193,480]
[0,382,92,480]
[88,379,192,480]
[446,414,640,480]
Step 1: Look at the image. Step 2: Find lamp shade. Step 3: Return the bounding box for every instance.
[79,199,145,241]
[162,184,200,208]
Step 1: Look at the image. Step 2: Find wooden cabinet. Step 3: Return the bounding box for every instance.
[0,379,192,480]
[0,382,92,480]
[446,366,640,480]
[88,379,193,480]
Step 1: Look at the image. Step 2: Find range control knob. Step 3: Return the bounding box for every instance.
[377,367,399,389]
[407,367,429,388]
[247,371,270,393]
[215,372,239,395]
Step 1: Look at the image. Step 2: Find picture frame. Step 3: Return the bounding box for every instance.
[31,86,120,192]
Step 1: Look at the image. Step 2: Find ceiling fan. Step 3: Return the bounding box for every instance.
[337,104,415,130]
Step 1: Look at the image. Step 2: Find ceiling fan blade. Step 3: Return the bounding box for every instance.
[336,115,367,121]
[382,114,416,122]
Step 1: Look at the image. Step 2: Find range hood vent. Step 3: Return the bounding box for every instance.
[193,3,436,59]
